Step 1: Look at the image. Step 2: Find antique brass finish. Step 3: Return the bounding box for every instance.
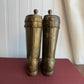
[41,10,60,76]
[24,9,42,76]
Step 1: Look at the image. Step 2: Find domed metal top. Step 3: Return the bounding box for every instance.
[43,9,60,28]
[25,9,42,22]
[24,9,42,28]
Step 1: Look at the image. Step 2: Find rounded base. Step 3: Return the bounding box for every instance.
[42,70,53,76]
[26,70,38,76]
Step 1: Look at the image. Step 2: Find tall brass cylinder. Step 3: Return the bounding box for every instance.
[24,9,42,76]
[41,10,60,76]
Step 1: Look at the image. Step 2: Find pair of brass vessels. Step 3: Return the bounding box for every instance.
[24,9,60,76]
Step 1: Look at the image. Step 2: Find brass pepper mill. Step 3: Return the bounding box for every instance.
[24,9,42,76]
[41,10,60,76]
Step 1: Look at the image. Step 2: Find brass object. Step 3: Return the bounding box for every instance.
[24,9,42,76]
[41,10,60,76]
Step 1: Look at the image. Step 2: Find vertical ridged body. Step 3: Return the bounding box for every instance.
[41,10,60,76]
[24,9,42,76]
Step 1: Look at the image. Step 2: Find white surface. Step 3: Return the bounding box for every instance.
[0,0,83,64]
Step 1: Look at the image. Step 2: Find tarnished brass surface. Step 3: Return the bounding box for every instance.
[24,9,42,76]
[41,10,60,76]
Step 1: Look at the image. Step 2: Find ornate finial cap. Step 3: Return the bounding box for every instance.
[25,9,42,22]
[24,9,42,28]
[48,10,52,15]
[34,9,38,15]
[43,9,60,28]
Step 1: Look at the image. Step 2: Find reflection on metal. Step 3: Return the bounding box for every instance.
[24,9,42,76]
[41,10,60,76]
